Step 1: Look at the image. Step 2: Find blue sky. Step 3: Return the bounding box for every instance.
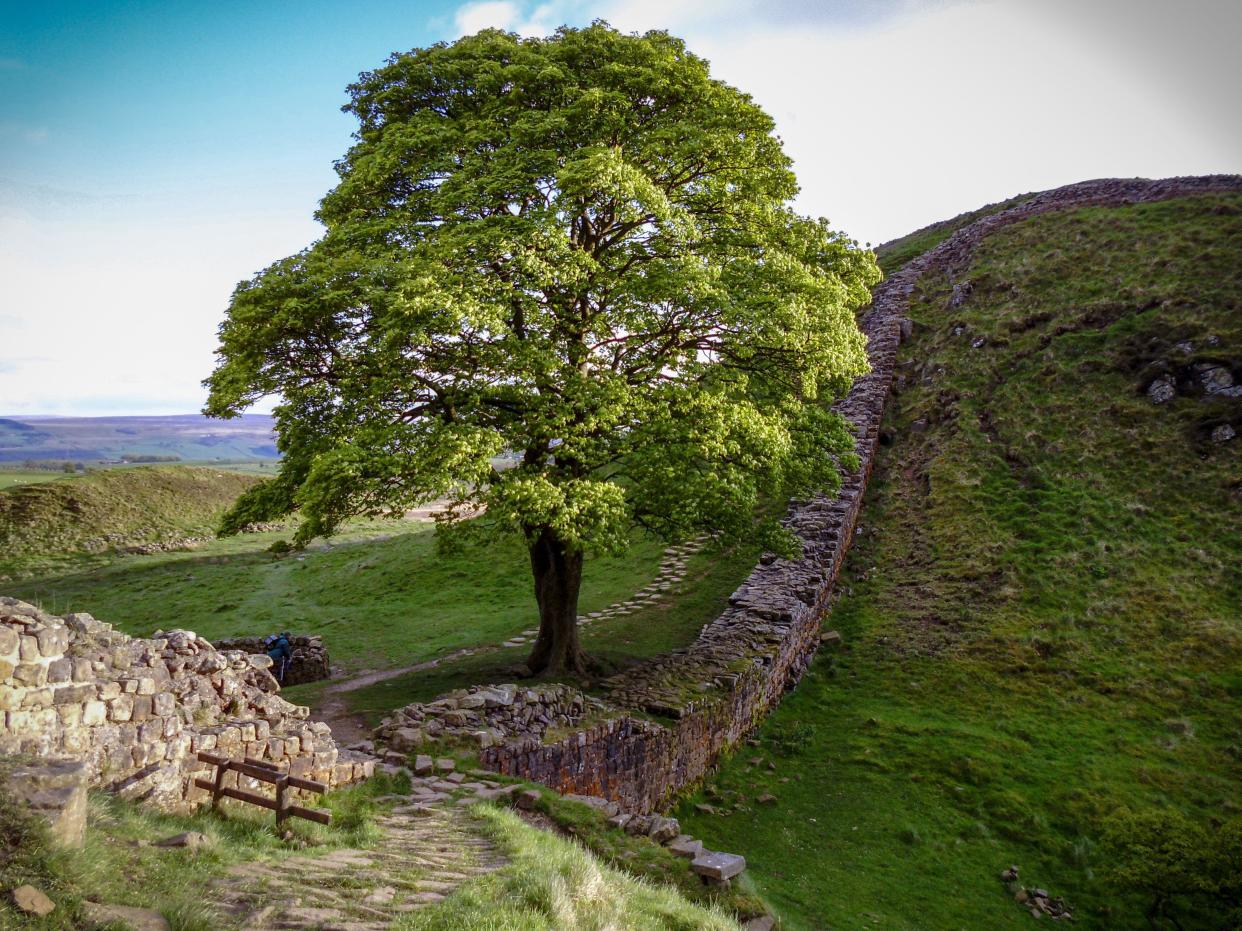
[2,0,1239,415]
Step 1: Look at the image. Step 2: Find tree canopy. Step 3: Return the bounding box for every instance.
[204,22,880,675]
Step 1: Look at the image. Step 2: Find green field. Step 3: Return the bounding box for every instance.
[9,513,761,721]
[0,470,63,491]
[676,194,1242,929]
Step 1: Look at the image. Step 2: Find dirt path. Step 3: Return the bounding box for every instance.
[310,649,486,745]
[217,791,508,930]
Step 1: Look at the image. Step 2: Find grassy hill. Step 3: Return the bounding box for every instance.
[0,466,261,577]
[675,191,1242,929]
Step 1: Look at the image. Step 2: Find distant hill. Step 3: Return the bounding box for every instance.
[0,465,263,577]
[0,414,278,462]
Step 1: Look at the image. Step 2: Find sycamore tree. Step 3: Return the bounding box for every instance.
[204,23,879,677]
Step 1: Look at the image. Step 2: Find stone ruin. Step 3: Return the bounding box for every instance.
[211,634,331,686]
[372,174,1242,816]
[0,596,374,846]
[376,683,604,751]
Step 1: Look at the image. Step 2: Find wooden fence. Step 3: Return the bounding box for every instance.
[194,751,331,827]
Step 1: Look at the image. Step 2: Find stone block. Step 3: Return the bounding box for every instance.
[131,694,153,722]
[0,685,21,711]
[53,683,94,705]
[19,636,40,662]
[36,626,69,656]
[691,851,747,881]
[13,663,47,687]
[108,694,135,722]
[0,625,18,655]
[82,701,107,726]
[46,657,72,684]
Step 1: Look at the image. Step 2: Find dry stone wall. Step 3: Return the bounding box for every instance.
[381,176,1242,814]
[211,634,331,686]
[0,596,374,836]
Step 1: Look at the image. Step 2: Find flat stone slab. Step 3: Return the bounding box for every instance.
[82,902,170,931]
[667,835,703,859]
[691,851,746,881]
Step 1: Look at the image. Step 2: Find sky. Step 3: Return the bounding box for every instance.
[1,0,1239,416]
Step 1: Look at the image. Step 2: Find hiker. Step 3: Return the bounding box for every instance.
[264,631,292,683]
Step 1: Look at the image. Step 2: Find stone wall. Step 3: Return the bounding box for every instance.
[0,596,373,823]
[380,176,1242,814]
[376,683,601,751]
[211,634,331,686]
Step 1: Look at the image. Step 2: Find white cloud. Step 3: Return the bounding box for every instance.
[455,1,522,33]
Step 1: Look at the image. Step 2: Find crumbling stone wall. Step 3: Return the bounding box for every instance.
[376,683,603,751]
[211,634,331,686]
[0,597,373,822]
[379,175,1242,814]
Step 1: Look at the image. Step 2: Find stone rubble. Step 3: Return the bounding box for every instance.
[0,596,376,833]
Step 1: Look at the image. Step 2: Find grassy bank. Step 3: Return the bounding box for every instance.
[408,804,743,931]
[676,193,1242,929]
[0,466,261,578]
[0,771,408,931]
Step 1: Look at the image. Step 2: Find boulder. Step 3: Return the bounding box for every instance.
[11,885,55,916]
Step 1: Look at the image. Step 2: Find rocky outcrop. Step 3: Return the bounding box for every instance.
[379,175,1242,814]
[211,634,331,686]
[0,596,374,818]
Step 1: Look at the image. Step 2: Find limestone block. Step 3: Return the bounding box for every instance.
[19,636,40,662]
[82,701,107,726]
[13,663,47,687]
[3,759,89,848]
[108,694,135,722]
[691,851,746,881]
[0,685,21,711]
[53,684,94,706]
[36,626,69,656]
[20,688,53,708]
[0,625,19,655]
[131,694,153,722]
[57,703,82,727]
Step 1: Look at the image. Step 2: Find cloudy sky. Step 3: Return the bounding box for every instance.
[2,0,1238,415]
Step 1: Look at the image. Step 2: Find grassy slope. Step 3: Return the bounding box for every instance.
[9,514,760,724]
[412,805,743,930]
[676,193,1242,929]
[874,193,1030,275]
[0,466,260,577]
[0,771,408,931]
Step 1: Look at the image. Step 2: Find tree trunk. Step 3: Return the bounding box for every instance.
[525,528,588,677]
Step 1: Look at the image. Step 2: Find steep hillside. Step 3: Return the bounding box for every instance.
[0,466,261,577]
[677,186,1242,929]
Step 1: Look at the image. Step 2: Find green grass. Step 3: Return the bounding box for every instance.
[0,770,410,930]
[9,520,671,677]
[0,471,63,492]
[402,804,743,930]
[675,193,1242,929]
[10,488,761,723]
[874,193,1029,275]
[335,531,761,722]
[0,466,261,578]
